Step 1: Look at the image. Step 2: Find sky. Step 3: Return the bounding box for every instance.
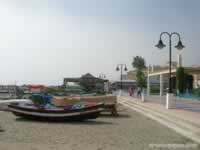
[0,0,200,85]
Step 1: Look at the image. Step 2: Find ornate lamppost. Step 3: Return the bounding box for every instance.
[155,32,185,93]
[116,64,128,90]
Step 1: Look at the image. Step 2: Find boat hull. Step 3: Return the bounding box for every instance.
[8,103,104,121]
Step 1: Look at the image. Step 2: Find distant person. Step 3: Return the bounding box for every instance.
[137,87,141,97]
[129,87,131,96]
[129,87,134,97]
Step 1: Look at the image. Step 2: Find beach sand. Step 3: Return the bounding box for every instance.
[0,105,198,150]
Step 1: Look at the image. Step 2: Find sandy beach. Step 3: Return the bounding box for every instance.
[0,105,198,150]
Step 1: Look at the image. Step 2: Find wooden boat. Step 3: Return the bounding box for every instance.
[8,102,104,121]
[51,95,118,115]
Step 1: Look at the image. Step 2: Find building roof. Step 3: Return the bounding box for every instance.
[64,73,108,83]
[148,66,200,76]
[81,73,95,78]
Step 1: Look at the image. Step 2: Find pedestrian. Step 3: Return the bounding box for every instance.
[129,87,132,96]
[131,87,134,97]
[137,87,141,97]
[129,87,134,97]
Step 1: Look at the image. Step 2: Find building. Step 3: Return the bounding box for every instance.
[18,85,30,94]
[111,80,137,90]
[146,53,200,96]
[127,52,200,96]
[28,85,45,93]
[127,66,163,86]
[64,82,83,93]
[127,62,177,82]
[64,73,108,92]
[0,85,17,99]
[128,64,200,95]
[147,65,200,95]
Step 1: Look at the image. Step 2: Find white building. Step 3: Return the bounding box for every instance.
[0,85,17,99]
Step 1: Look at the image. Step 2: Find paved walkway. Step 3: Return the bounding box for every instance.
[118,96,200,144]
[141,96,200,125]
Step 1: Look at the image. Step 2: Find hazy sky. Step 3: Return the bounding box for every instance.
[0,0,200,85]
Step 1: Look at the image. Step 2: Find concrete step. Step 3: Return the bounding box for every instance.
[118,96,200,144]
[120,96,200,129]
[124,101,200,133]
[120,97,200,131]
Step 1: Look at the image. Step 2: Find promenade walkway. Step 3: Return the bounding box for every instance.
[118,96,200,144]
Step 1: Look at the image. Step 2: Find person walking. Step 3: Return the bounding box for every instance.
[137,87,141,97]
[129,87,134,97]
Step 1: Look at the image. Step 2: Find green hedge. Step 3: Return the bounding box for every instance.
[150,86,160,94]
[193,88,200,96]
[176,67,185,93]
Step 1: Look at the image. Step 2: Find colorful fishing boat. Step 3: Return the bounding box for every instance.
[8,102,104,121]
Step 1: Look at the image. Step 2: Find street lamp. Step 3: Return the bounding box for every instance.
[116,64,128,90]
[155,32,185,93]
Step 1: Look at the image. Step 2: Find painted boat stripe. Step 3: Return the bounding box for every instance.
[9,108,103,117]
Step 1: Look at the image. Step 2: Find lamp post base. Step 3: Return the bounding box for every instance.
[166,93,175,109]
[117,89,122,97]
[141,93,145,102]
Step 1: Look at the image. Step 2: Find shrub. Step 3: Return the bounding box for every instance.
[176,67,185,94]
[150,86,160,94]
[193,88,200,96]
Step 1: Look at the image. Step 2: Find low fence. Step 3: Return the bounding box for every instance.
[114,89,200,112]
[143,95,166,105]
[176,93,200,101]
[143,94,200,112]
[175,98,200,112]
[142,95,200,112]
